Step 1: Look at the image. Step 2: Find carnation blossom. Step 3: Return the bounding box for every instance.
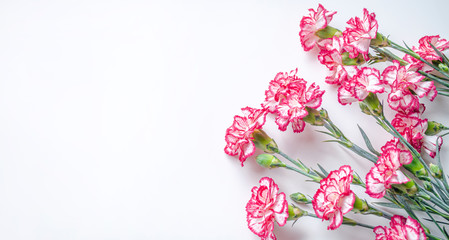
[246,177,288,240]
[415,35,449,61]
[318,37,359,85]
[343,8,378,60]
[382,60,436,113]
[224,107,267,165]
[263,69,306,113]
[263,69,325,133]
[404,35,449,72]
[366,144,412,199]
[299,4,337,51]
[392,107,442,158]
[337,67,383,105]
[374,215,426,240]
[312,165,355,230]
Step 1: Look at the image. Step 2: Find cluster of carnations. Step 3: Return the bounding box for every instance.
[225,4,449,240]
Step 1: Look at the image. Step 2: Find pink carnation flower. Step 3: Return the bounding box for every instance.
[343,8,378,60]
[263,69,306,113]
[299,4,337,51]
[337,67,384,105]
[318,37,359,85]
[246,177,288,240]
[224,107,267,165]
[312,165,355,230]
[404,35,449,72]
[366,146,412,199]
[263,69,325,133]
[415,35,449,61]
[274,83,324,133]
[382,60,436,113]
[392,108,442,158]
[374,215,426,240]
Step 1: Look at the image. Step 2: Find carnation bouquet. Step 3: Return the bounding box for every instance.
[225,4,449,240]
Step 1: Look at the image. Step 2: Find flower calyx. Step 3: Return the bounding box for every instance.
[251,129,279,153]
[256,154,286,169]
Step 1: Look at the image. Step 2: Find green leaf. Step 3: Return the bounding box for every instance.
[357,125,380,156]
[429,42,449,66]
[373,202,401,209]
[315,130,335,138]
[419,71,449,88]
[317,164,329,176]
[424,218,449,225]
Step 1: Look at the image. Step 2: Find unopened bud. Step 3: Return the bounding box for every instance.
[423,180,433,191]
[303,107,325,126]
[403,156,428,178]
[290,192,311,204]
[425,121,447,136]
[359,93,383,117]
[256,154,285,169]
[430,164,443,179]
[287,205,305,221]
[352,195,368,212]
[251,129,278,153]
[439,62,449,72]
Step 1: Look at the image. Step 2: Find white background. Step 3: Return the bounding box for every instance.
[1,0,449,239]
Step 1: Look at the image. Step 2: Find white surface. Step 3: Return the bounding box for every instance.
[1,0,449,239]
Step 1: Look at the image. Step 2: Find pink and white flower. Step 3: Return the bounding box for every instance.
[312,165,355,230]
[246,177,288,240]
[263,69,307,113]
[382,60,436,113]
[300,4,337,51]
[392,108,443,158]
[224,107,267,165]
[374,215,426,240]
[337,67,384,105]
[343,8,378,60]
[366,146,412,199]
[263,69,325,133]
[318,41,359,85]
[274,83,325,133]
[415,35,449,62]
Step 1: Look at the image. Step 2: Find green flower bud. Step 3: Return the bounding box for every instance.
[403,156,428,178]
[370,33,390,47]
[352,195,369,212]
[359,93,383,117]
[251,129,278,153]
[423,180,433,191]
[302,107,325,126]
[287,205,305,221]
[425,121,447,136]
[256,154,286,169]
[430,163,443,179]
[438,62,449,72]
[315,26,340,39]
[290,193,311,204]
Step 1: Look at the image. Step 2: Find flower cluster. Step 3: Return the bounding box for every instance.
[246,177,288,240]
[225,69,325,165]
[226,4,449,240]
